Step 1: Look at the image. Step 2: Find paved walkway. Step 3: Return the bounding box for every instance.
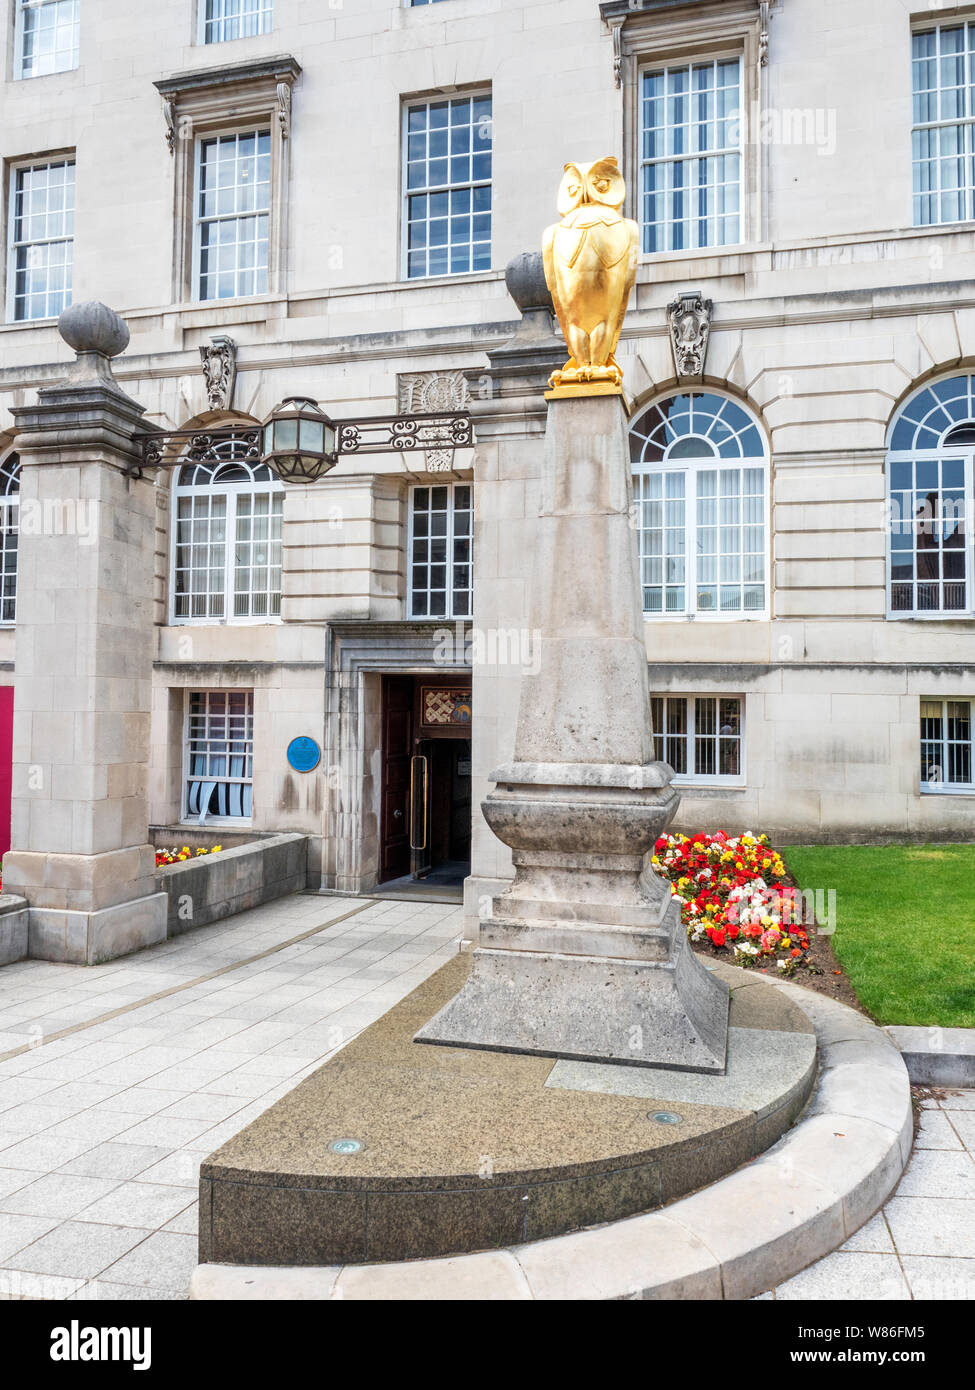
[0,894,462,1300]
[765,1088,975,1300]
[0,894,971,1301]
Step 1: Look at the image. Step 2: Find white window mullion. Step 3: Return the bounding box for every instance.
[686,696,697,777]
[184,689,254,821]
[968,453,975,614]
[195,130,271,302]
[7,158,75,323]
[202,0,273,45]
[403,92,493,279]
[172,444,283,624]
[640,56,743,253]
[17,0,80,80]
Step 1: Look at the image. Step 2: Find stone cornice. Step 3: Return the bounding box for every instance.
[11,387,147,468]
[154,54,301,98]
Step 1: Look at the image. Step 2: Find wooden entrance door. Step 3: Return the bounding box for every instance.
[379,676,413,882]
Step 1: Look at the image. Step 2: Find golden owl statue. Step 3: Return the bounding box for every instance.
[542,157,639,394]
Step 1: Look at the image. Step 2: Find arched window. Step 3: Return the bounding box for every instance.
[171,437,283,622]
[0,453,21,626]
[887,375,975,616]
[629,392,769,617]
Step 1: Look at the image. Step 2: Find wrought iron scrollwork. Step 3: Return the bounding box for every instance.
[335,412,473,457]
[137,427,261,475]
[135,411,472,477]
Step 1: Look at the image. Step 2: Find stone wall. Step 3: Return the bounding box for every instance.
[0,895,28,967]
[1,0,975,922]
[155,832,308,937]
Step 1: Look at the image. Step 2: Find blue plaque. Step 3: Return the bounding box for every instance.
[287,736,321,773]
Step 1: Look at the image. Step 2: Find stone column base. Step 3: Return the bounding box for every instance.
[28,891,168,965]
[416,908,730,1074]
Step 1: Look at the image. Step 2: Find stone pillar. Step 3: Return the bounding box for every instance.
[462,252,566,937]
[419,299,730,1074]
[2,303,167,964]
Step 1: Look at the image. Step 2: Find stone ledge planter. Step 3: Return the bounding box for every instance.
[155,833,308,937]
[0,894,29,966]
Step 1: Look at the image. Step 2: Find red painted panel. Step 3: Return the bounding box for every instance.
[0,686,13,863]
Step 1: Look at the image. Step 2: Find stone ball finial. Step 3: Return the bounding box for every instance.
[58,301,130,359]
[505,252,554,316]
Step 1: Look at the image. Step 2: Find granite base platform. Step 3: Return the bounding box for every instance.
[199,953,817,1267]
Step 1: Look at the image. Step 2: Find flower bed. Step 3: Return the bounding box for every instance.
[653,831,812,975]
[155,845,222,867]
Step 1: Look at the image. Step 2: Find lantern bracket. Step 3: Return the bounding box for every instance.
[130,410,474,481]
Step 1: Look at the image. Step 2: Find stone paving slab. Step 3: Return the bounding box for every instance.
[766,1086,975,1299]
[0,893,463,1300]
[0,888,969,1303]
[546,1026,816,1121]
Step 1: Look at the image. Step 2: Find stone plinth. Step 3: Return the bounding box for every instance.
[417,394,730,1072]
[198,954,815,1266]
[2,304,166,964]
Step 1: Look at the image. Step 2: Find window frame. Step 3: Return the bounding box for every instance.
[920,696,975,795]
[400,88,493,282]
[638,53,745,255]
[0,452,20,628]
[154,57,299,305]
[198,0,274,47]
[650,692,746,787]
[191,127,272,304]
[181,687,255,825]
[910,18,975,230]
[406,480,473,621]
[5,154,76,324]
[631,391,771,622]
[170,451,284,627]
[616,1,764,253]
[14,0,80,82]
[885,375,975,620]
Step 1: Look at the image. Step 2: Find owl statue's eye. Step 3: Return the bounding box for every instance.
[568,184,580,196]
[594,180,609,193]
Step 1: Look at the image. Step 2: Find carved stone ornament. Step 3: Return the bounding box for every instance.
[276,82,292,139]
[668,292,713,380]
[759,2,771,68]
[200,335,238,411]
[163,99,177,154]
[609,17,624,89]
[397,370,471,416]
[396,372,472,472]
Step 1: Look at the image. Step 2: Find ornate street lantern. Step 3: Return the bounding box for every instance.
[260,396,337,482]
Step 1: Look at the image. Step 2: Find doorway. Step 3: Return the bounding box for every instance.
[380,674,472,889]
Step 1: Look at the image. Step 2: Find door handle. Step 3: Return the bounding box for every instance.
[409,755,428,851]
[393,808,403,819]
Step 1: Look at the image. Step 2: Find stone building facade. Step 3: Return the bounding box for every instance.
[0,0,974,935]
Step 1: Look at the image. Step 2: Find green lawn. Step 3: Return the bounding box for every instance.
[784,844,975,1029]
